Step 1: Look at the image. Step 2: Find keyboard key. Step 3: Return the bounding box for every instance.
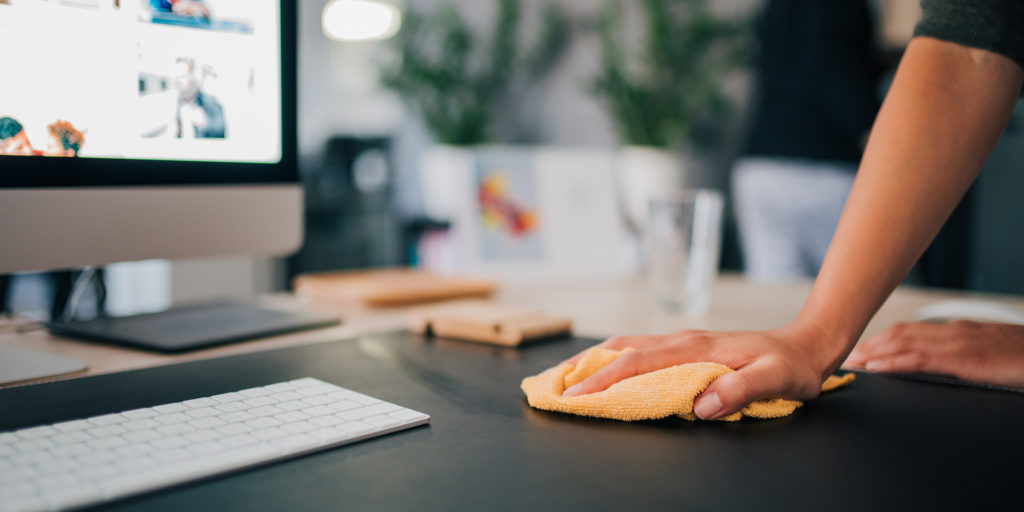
[52,440,91,457]
[187,441,226,456]
[87,436,128,451]
[114,444,154,459]
[274,411,309,423]
[308,428,350,444]
[242,396,276,408]
[121,408,158,420]
[310,415,344,428]
[182,397,218,408]
[76,450,118,466]
[337,403,401,421]
[35,458,81,475]
[152,403,187,414]
[329,400,362,412]
[219,435,258,449]
[251,428,288,441]
[15,426,57,440]
[219,411,256,423]
[211,392,244,404]
[276,400,309,412]
[115,456,157,473]
[75,463,119,482]
[87,414,125,426]
[184,430,223,443]
[52,431,93,445]
[249,406,285,417]
[52,420,91,433]
[301,406,336,418]
[152,448,194,465]
[271,434,318,453]
[298,385,339,397]
[264,382,298,392]
[216,423,253,436]
[86,424,128,439]
[122,419,160,431]
[289,378,323,389]
[149,436,189,451]
[214,402,248,413]
[154,413,192,425]
[156,423,195,436]
[184,407,220,419]
[189,417,227,430]
[245,417,282,429]
[281,421,316,434]
[238,386,271,398]
[124,430,162,444]
[270,391,303,402]
[301,395,336,406]
[363,415,400,428]
[338,421,373,435]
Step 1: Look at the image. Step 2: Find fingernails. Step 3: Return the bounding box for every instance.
[864,361,882,371]
[563,384,582,397]
[694,392,723,420]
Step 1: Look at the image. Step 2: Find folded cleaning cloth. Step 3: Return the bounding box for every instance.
[521,347,854,421]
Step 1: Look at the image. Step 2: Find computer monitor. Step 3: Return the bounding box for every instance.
[0,0,300,273]
[0,1,333,384]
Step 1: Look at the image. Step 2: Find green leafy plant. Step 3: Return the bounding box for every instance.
[381,0,570,146]
[592,0,750,150]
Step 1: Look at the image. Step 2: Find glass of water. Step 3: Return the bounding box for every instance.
[647,190,724,316]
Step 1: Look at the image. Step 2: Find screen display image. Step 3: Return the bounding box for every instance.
[0,0,281,164]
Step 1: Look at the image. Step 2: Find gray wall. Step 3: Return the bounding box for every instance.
[970,101,1024,294]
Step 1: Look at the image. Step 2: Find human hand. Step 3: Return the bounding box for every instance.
[845,320,1024,389]
[558,323,842,420]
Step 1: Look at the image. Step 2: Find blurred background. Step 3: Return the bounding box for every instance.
[4,0,1024,321]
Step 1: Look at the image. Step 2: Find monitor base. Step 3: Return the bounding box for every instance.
[46,300,341,353]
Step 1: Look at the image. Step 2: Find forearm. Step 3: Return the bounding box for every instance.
[793,37,1023,374]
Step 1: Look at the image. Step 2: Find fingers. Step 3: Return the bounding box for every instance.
[860,352,946,376]
[845,322,943,367]
[559,334,665,366]
[562,349,668,396]
[694,359,816,420]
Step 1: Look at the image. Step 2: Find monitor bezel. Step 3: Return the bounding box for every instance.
[0,1,298,189]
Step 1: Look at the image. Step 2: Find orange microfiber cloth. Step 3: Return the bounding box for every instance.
[521,347,854,421]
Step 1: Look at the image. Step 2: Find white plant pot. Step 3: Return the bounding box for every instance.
[615,145,688,234]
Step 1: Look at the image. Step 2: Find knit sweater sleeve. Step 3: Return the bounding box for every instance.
[914,0,1024,70]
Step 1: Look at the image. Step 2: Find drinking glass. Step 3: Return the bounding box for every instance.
[647,190,724,316]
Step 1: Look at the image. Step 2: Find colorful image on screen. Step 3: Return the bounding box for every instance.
[0,0,281,163]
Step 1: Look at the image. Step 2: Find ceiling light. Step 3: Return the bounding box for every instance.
[322,0,402,42]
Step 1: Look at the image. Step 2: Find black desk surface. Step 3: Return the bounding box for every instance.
[2,332,1022,511]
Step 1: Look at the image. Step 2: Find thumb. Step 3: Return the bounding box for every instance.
[693,362,792,420]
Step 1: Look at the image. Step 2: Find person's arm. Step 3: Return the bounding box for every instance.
[560,37,1023,419]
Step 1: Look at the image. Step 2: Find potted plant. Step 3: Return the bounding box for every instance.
[380,0,569,146]
[590,0,749,234]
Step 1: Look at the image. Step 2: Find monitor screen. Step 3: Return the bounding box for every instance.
[0,0,295,187]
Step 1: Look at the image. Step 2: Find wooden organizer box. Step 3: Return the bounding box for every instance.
[293,269,498,308]
[409,301,573,347]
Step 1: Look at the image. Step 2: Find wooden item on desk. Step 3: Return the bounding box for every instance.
[409,301,572,347]
[293,269,497,308]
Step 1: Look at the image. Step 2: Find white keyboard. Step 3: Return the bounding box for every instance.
[0,378,430,512]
